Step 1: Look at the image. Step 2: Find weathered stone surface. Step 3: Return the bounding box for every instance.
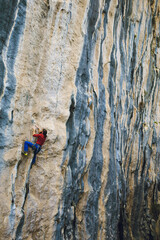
[0,0,160,239]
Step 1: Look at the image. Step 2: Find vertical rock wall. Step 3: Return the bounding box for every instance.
[0,0,160,239]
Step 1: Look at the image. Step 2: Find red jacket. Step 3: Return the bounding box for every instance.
[33,133,46,146]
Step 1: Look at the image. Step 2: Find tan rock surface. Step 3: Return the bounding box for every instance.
[0,0,160,239]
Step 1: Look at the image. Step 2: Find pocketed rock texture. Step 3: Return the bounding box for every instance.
[0,0,160,239]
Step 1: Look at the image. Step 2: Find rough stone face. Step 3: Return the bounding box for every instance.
[0,0,160,239]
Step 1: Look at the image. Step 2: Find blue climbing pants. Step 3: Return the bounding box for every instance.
[24,141,41,164]
[24,141,35,152]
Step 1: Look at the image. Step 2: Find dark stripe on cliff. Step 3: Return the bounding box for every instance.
[54,0,103,239]
[105,0,160,239]
[0,0,18,96]
[0,0,27,162]
[85,0,111,238]
[105,2,121,238]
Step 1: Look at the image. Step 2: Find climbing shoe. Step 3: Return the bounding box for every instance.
[22,152,28,156]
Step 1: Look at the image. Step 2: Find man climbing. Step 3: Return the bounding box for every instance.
[23,126,47,164]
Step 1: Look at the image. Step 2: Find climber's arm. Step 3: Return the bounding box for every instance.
[35,124,42,133]
[32,128,36,135]
[32,128,41,137]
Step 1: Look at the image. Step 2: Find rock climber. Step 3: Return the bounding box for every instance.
[23,126,47,164]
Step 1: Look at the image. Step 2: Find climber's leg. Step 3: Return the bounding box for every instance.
[31,144,41,165]
[23,141,34,155]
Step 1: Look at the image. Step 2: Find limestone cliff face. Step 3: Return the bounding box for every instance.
[0,0,160,239]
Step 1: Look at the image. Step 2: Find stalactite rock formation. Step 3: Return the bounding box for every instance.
[0,0,160,239]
